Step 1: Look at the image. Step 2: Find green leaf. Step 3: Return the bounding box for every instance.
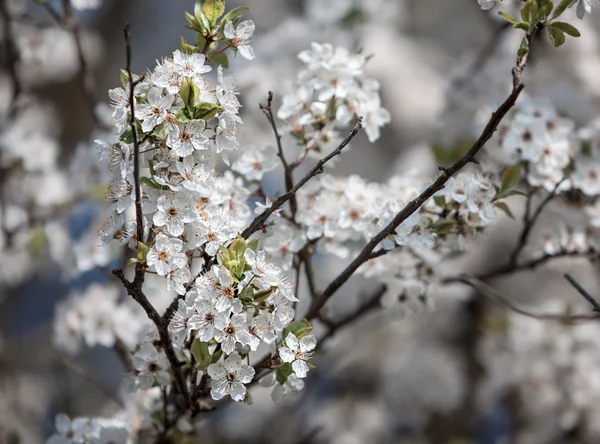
[197,32,207,50]
[194,101,222,120]
[433,195,446,207]
[548,26,566,47]
[550,0,572,19]
[211,348,223,364]
[179,77,201,109]
[430,219,454,236]
[499,189,528,198]
[276,362,294,385]
[283,319,312,341]
[191,340,212,370]
[550,21,581,37]
[137,241,150,263]
[247,238,259,252]
[515,22,531,32]
[220,6,249,25]
[180,36,198,54]
[119,69,130,88]
[210,51,229,68]
[140,176,163,190]
[254,287,274,302]
[517,36,529,58]
[495,201,515,219]
[500,164,522,193]
[194,0,210,29]
[28,225,46,257]
[521,0,538,24]
[176,108,191,123]
[119,127,134,144]
[202,0,226,24]
[498,11,521,25]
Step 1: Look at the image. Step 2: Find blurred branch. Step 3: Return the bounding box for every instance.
[564,273,600,312]
[456,275,600,323]
[442,250,595,283]
[0,0,21,111]
[61,355,124,407]
[452,22,511,90]
[41,0,100,126]
[306,45,530,320]
[509,177,565,266]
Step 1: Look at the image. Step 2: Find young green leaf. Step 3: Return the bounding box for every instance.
[210,51,229,68]
[548,26,566,47]
[220,6,249,25]
[550,0,572,19]
[495,201,515,219]
[500,164,522,192]
[202,0,226,24]
[498,11,522,26]
[191,340,212,370]
[550,21,581,37]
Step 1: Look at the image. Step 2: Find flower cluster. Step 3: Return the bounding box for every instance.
[53,284,143,355]
[47,413,128,444]
[278,42,391,154]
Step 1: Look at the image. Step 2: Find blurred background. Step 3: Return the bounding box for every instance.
[2,0,600,443]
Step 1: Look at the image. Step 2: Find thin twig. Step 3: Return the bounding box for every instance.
[509,177,565,265]
[113,25,194,414]
[261,91,297,216]
[305,48,529,320]
[241,119,363,239]
[564,273,600,312]
[61,355,124,407]
[442,250,594,283]
[456,275,600,323]
[124,24,144,245]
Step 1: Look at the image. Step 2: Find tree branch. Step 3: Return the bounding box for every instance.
[260,91,297,217]
[241,119,363,239]
[455,275,600,323]
[306,54,528,320]
[509,177,565,266]
[564,273,600,312]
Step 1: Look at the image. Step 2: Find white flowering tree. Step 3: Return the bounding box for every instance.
[3,0,600,442]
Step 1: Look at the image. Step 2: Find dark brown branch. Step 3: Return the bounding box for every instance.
[564,273,600,312]
[112,268,192,411]
[113,26,194,414]
[260,91,297,216]
[456,275,600,323]
[306,54,528,320]
[124,24,144,245]
[241,119,363,239]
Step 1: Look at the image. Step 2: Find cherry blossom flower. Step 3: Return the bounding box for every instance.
[224,20,256,60]
[279,333,316,378]
[207,352,255,401]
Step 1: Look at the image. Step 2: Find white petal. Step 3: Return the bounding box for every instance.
[292,359,309,378]
[279,347,295,363]
[285,332,299,350]
[238,45,255,61]
[300,335,316,352]
[236,20,255,39]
